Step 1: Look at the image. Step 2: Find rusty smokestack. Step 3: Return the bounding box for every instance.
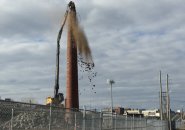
[65,1,79,109]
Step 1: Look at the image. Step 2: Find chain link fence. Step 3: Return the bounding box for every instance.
[0,100,171,130]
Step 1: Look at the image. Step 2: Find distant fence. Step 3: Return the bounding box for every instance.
[175,120,185,130]
[0,100,170,130]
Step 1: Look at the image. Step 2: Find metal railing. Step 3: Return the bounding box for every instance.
[0,100,170,130]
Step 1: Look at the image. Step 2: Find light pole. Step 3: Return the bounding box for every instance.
[107,79,115,115]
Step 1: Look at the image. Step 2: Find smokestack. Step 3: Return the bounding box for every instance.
[65,1,79,109]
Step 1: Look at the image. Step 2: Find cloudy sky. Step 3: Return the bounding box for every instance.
[0,0,185,110]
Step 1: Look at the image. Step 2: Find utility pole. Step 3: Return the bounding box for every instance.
[181,108,184,120]
[166,74,169,119]
[166,74,171,130]
[160,71,163,120]
[107,79,115,115]
[107,79,115,130]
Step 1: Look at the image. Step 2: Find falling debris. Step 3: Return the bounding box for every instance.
[68,9,93,62]
[78,54,97,95]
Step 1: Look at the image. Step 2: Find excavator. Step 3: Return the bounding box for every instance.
[46,2,72,106]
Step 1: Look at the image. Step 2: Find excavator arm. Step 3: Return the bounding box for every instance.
[46,5,69,106]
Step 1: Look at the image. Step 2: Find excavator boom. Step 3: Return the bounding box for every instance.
[46,5,69,106]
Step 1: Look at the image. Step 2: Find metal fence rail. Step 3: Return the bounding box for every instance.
[0,100,170,130]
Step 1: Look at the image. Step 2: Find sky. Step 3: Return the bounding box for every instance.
[0,0,185,110]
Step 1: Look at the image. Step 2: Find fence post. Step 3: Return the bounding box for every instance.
[92,113,95,130]
[131,115,132,130]
[74,112,77,130]
[133,115,135,130]
[49,104,52,130]
[67,118,69,130]
[145,118,147,130]
[11,108,14,130]
[126,115,127,130]
[82,106,86,130]
[100,110,102,130]
[114,114,117,130]
[140,115,141,130]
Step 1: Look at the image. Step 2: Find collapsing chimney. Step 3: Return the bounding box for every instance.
[65,1,79,109]
[64,1,93,109]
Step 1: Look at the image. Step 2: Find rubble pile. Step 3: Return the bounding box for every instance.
[0,111,66,130]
